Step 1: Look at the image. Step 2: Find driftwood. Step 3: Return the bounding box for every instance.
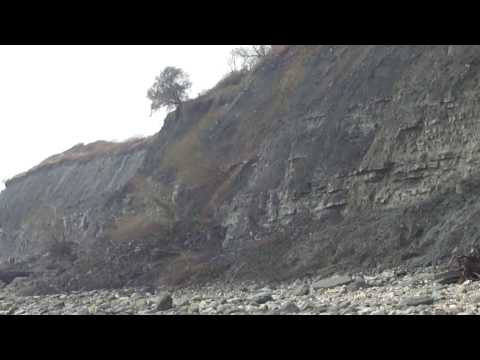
[435,246,480,284]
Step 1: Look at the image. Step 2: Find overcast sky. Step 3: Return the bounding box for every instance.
[0,45,238,191]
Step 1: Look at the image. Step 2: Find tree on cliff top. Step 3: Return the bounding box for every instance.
[228,45,272,72]
[147,66,192,115]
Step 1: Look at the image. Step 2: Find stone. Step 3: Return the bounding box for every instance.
[358,308,372,315]
[401,296,434,307]
[155,293,173,311]
[280,302,300,314]
[380,270,395,279]
[314,304,330,313]
[135,299,146,308]
[337,300,351,309]
[266,310,281,315]
[312,275,353,290]
[6,305,18,315]
[176,298,190,307]
[293,284,310,296]
[300,302,314,311]
[367,279,385,287]
[251,292,273,305]
[188,304,200,314]
[0,264,476,315]
[75,307,90,315]
[347,278,368,291]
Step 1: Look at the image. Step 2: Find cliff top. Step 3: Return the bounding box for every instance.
[5,137,152,187]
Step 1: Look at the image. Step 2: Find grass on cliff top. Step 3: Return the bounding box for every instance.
[6,137,151,186]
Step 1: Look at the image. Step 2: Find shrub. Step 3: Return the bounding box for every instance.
[147,66,192,114]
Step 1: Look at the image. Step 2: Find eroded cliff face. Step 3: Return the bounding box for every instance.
[0,140,152,258]
[2,45,480,292]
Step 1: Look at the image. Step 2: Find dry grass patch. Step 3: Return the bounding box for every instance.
[7,137,151,186]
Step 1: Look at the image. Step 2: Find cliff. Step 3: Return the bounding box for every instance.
[2,45,480,293]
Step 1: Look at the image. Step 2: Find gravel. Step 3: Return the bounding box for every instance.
[1,266,480,315]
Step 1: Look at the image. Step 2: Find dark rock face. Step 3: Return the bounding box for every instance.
[0,143,150,259]
[0,271,31,285]
[2,45,480,293]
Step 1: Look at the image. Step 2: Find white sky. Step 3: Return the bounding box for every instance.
[0,45,238,191]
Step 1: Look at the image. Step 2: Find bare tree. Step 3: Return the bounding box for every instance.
[251,45,271,58]
[228,45,272,72]
[147,66,192,115]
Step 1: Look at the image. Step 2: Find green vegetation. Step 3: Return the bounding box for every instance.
[147,66,192,115]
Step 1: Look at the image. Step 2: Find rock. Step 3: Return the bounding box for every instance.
[266,310,281,315]
[155,293,173,311]
[135,298,146,308]
[226,297,243,304]
[251,292,273,305]
[142,285,156,295]
[357,307,372,315]
[346,278,368,291]
[176,298,190,307]
[380,270,395,279]
[345,306,360,315]
[245,305,258,313]
[226,307,241,315]
[0,302,13,311]
[0,265,477,315]
[280,302,300,314]
[75,307,90,315]
[300,302,315,311]
[314,304,330,313]
[293,284,310,296]
[88,304,98,314]
[401,296,434,307]
[188,304,200,314]
[6,305,17,315]
[366,278,385,287]
[312,275,353,290]
[337,300,351,309]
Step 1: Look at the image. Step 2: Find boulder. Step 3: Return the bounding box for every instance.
[293,284,310,296]
[400,296,434,307]
[312,275,353,290]
[155,292,173,311]
[280,302,300,314]
[251,292,273,304]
